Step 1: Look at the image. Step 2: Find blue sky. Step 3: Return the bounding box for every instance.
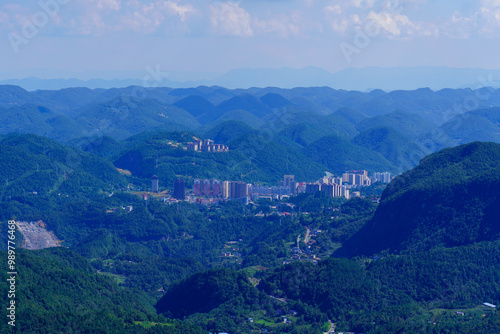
[0,0,499,79]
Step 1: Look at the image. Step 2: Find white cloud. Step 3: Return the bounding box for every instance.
[444,1,500,38]
[91,0,122,11]
[397,0,427,7]
[443,11,477,38]
[366,10,437,37]
[325,4,342,15]
[67,0,194,35]
[324,3,362,33]
[368,11,408,36]
[210,2,253,36]
[122,1,194,32]
[477,6,500,34]
[482,0,500,8]
[324,0,376,13]
[121,7,163,33]
[350,0,376,9]
[72,12,108,35]
[327,15,361,33]
[163,1,193,22]
[253,14,301,37]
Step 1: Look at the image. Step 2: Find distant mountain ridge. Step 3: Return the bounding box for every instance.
[4,66,500,91]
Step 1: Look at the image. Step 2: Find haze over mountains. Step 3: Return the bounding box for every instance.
[3,66,500,91]
[1,83,499,184]
[2,78,500,333]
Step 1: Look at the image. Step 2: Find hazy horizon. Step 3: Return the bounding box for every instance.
[2,65,500,92]
[1,0,499,83]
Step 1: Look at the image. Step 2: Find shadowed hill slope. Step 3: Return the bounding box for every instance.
[336,141,500,257]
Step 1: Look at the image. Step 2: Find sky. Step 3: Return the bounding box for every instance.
[0,0,499,80]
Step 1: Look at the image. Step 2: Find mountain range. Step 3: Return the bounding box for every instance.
[3,66,500,91]
[1,84,499,181]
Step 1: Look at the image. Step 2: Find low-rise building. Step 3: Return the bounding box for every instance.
[187,139,229,152]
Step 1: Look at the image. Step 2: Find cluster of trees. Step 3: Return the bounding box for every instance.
[161,241,500,333]
[0,133,126,199]
[0,248,207,333]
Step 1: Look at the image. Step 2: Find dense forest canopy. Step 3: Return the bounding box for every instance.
[1,84,500,333]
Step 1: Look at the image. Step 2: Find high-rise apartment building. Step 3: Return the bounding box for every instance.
[284,175,295,187]
[305,183,321,194]
[222,181,231,198]
[152,175,159,192]
[193,179,222,197]
[173,179,185,200]
[374,172,391,183]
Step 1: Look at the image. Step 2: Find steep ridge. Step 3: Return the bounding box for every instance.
[336,141,500,257]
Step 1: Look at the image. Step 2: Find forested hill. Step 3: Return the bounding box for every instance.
[336,141,500,257]
[154,243,500,333]
[112,128,327,184]
[2,84,500,177]
[155,268,264,319]
[0,247,206,333]
[0,133,126,197]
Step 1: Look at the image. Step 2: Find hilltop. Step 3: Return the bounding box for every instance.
[0,133,126,197]
[113,127,326,185]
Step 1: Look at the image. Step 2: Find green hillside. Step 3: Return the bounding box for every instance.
[352,126,428,172]
[227,133,326,182]
[214,109,264,128]
[259,93,294,108]
[304,134,395,174]
[203,120,254,144]
[0,104,85,142]
[355,87,482,124]
[276,108,359,145]
[259,242,500,333]
[155,268,261,318]
[76,98,201,140]
[34,87,106,116]
[1,85,499,177]
[78,135,126,159]
[217,93,273,118]
[3,84,500,334]
[336,141,500,257]
[114,129,325,185]
[280,123,327,146]
[0,247,205,334]
[356,110,436,139]
[333,107,368,125]
[173,95,222,124]
[0,133,126,197]
[113,130,248,185]
[0,85,42,107]
[155,239,500,333]
[440,107,500,144]
[260,258,377,319]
